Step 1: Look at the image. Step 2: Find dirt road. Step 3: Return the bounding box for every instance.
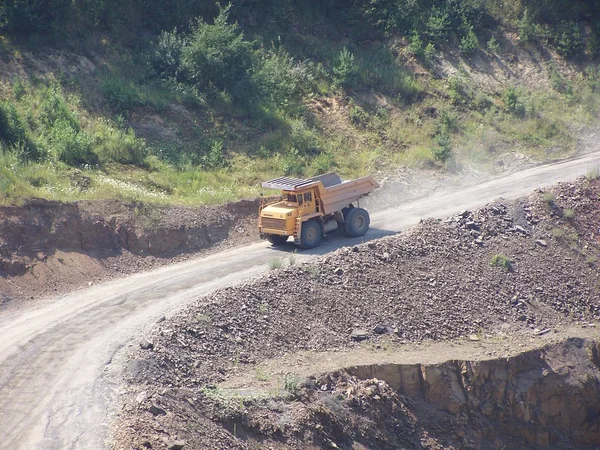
[1,151,600,449]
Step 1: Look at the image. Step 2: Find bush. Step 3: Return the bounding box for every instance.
[101,77,140,113]
[487,36,499,53]
[252,46,311,113]
[425,7,450,44]
[448,75,471,106]
[94,122,147,165]
[153,28,187,79]
[432,131,452,162]
[491,254,512,271]
[203,140,227,169]
[518,8,535,43]
[332,47,358,89]
[460,25,479,55]
[0,101,39,160]
[38,85,79,130]
[502,86,526,117]
[179,5,253,97]
[289,119,320,156]
[554,21,584,58]
[349,105,370,128]
[49,121,98,167]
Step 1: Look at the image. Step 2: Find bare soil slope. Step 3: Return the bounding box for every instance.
[113,178,600,449]
[0,198,258,305]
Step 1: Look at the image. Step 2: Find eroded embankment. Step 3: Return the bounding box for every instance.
[0,198,258,303]
[344,338,600,448]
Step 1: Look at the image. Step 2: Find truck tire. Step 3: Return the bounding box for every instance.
[344,207,370,237]
[299,219,322,249]
[338,206,354,237]
[266,234,288,246]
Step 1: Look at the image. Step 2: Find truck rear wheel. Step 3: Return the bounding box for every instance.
[344,208,370,237]
[299,219,322,249]
[266,234,288,246]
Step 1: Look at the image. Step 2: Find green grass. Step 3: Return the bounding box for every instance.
[490,254,512,271]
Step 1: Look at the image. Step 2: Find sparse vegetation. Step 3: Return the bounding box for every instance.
[491,254,512,271]
[563,208,575,220]
[268,257,285,270]
[288,250,297,266]
[283,373,300,395]
[587,167,600,181]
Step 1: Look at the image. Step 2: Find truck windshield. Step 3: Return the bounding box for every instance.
[286,194,297,202]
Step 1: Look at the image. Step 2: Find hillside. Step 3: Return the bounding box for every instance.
[1,0,600,205]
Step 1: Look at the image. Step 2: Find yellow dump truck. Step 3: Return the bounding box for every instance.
[258,172,379,248]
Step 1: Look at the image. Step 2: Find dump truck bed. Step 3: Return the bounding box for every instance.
[261,172,379,214]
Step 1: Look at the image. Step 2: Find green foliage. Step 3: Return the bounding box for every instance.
[448,75,471,106]
[487,36,500,53]
[332,47,358,89]
[518,8,535,43]
[460,25,479,55]
[252,45,311,112]
[490,254,512,271]
[502,86,526,117]
[179,5,253,98]
[432,131,452,162]
[203,140,227,169]
[283,373,299,395]
[548,65,573,95]
[408,31,424,58]
[94,122,147,165]
[349,105,370,128]
[554,21,584,58]
[425,7,450,44]
[0,100,39,160]
[153,28,187,79]
[282,149,305,177]
[289,119,320,156]
[47,121,97,167]
[101,77,141,113]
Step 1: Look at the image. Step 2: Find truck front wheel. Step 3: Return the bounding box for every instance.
[299,219,322,249]
[266,234,288,246]
[344,208,370,237]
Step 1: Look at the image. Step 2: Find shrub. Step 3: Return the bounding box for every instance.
[38,85,79,130]
[349,105,370,128]
[490,254,512,271]
[332,47,358,89]
[502,86,526,117]
[252,46,310,113]
[94,123,147,165]
[48,121,98,167]
[563,208,575,219]
[179,5,253,97]
[282,149,305,177]
[586,166,600,181]
[0,100,39,160]
[459,25,479,55]
[203,140,227,169]
[283,373,299,395]
[268,257,284,270]
[432,131,452,162]
[448,75,471,106]
[554,21,584,58]
[153,28,187,79]
[518,8,535,43]
[425,7,450,43]
[289,119,320,156]
[408,31,424,58]
[487,36,499,53]
[101,77,141,113]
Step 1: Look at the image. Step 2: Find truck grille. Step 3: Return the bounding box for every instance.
[261,217,287,232]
